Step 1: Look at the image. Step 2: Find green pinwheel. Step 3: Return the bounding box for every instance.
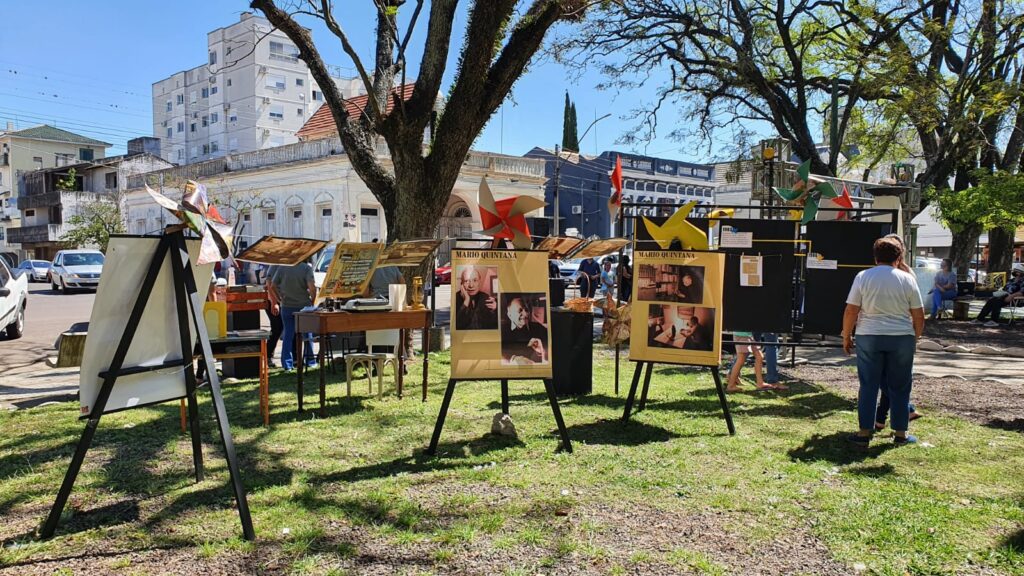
[773,160,837,224]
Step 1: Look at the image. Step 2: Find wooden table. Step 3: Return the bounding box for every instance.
[179,330,271,429]
[295,309,432,416]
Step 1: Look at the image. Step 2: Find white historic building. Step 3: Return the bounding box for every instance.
[151,12,363,164]
[123,137,548,263]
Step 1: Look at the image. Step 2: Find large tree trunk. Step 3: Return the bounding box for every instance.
[949,225,982,278]
[986,226,1015,274]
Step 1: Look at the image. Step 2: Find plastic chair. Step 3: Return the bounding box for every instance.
[344,330,400,397]
[1009,295,1024,326]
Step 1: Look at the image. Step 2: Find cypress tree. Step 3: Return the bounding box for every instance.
[562,92,572,151]
[568,102,579,152]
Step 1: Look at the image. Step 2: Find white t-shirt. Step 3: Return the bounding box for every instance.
[846,265,923,335]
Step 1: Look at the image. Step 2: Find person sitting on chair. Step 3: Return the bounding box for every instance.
[929,258,957,320]
[975,269,1024,327]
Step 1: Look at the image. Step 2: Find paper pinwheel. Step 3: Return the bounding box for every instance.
[773,160,837,224]
[641,201,709,250]
[477,176,547,249]
[146,180,233,265]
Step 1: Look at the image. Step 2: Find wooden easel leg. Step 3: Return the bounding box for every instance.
[710,368,736,436]
[426,379,457,455]
[171,233,255,540]
[42,236,171,539]
[542,378,573,453]
[621,362,644,422]
[500,379,510,415]
[170,243,205,482]
[637,362,654,412]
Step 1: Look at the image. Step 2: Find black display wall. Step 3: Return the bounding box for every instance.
[715,218,798,333]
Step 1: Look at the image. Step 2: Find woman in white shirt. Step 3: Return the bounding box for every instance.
[842,236,925,447]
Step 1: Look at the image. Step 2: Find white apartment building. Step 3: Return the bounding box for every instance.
[151,12,363,164]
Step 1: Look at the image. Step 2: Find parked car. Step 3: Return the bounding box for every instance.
[0,257,27,339]
[434,263,452,285]
[16,259,51,282]
[312,245,336,289]
[49,249,104,293]
[558,258,583,286]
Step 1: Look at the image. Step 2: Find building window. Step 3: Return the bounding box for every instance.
[209,51,217,65]
[318,206,332,241]
[167,127,173,138]
[264,211,276,236]
[269,106,284,120]
[190,91,198,104]
[229,114,237,123]
[177,122,185,133]
[177,149,185,161]
[210,141,219,153]
[210,112,218,124]
[105,172,117,190]
[25,209,35,217]
[296,78,304,87]
[176,94,184,105]
[190,146,198,159]
[269,41,298,60]
[201,87,208,98]
[33,156,43,168]
[266,74,286,90]
[202,144,209,155]
[210,86,218,95]
[312,90,322,101]
[290,208,303,237]
[56,153,75,166]
[79,148,94,161]
[190,122,196,133]
[202,115,208,127]
[226,78,232,87]
[166,100,172,112]
[297,108,304,117]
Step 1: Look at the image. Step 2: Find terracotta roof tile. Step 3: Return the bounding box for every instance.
[296,83,417,141]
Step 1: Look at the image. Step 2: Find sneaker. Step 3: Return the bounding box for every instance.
[983,321,999,327]
[893,434,918,446]
[847,434,871,448]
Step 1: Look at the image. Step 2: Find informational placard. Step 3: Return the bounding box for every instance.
[629,250,724,367]
[317,242,382,300]
[235,235,328,265]
[450,249,552,379]
[720,227,753,248]
[739,255,763,287]
[377,239,443,267]
[534,236,584,259]
[79,236,214,416]
[806,254,838,270]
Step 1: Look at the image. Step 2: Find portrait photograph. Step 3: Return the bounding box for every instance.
[453,265,499,330]
[646,304,715,351]
[636,264,705,304]
[499,292,549,365]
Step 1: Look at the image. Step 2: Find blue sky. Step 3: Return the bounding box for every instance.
[0,1,735,161]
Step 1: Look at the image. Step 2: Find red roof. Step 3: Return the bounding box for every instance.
[296,83,416,141]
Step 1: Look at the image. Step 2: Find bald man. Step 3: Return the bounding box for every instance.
[455,266,497,330]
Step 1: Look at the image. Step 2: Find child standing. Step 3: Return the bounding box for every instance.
[726,331,778,393]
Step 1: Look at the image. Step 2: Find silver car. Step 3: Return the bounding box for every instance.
[50,249,104,293]
[16,259,51,282]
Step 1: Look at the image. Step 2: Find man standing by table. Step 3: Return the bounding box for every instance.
[273,258,317,371]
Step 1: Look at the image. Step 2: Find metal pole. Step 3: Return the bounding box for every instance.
[553,144,561,236]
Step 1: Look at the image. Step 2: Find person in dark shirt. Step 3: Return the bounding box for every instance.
[455,266,497,330]
[681,315,712,351]
[501,297,548,364]
[577,258,601,298]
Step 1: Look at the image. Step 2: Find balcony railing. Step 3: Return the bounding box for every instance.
[8,224,63,244]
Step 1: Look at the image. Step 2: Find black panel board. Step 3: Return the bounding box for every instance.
[802,221,892,335]
[716,218,798,333]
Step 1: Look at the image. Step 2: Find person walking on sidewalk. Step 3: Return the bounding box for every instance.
[843,236,925,447]
[263,265,283,368]
[273,258,317,371]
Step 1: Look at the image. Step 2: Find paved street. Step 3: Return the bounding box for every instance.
[1,283,95,370]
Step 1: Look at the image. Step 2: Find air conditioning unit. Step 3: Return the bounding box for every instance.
[571,205,582,214]
[262,97,271,104]
[260,129,270,138]
[258,65,267,74]
[298,93,304,100]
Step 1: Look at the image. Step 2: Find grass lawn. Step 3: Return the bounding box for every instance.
[1,348,1023,575]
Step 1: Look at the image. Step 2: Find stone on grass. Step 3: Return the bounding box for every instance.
[491,413,517,437]
[971,345,1003,355]
[943,345,970,353]
[916,340,944,351]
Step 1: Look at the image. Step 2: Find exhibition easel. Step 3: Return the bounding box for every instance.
[426,240,573,454]
[621,360,735,435]
[41,230,254,540]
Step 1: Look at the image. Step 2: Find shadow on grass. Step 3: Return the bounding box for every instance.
[788,432,895,466]
[986,417,1024,434]
[565,419,681,445]
[1002,527,1024,554]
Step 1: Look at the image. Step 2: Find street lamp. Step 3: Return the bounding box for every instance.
[553,113,612,236]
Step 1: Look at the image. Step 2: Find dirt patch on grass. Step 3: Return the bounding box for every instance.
[923,321,1024,349]
[784,364,1024,433]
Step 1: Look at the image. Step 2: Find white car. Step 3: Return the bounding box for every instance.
[15,259,51,282]
[50,249,105,293]
[0,258,27,339]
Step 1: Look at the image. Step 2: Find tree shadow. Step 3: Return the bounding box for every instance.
[565,419,682,445]
[788,432,895,466]
[985,418,1024,434]
[1002,526,1024,554]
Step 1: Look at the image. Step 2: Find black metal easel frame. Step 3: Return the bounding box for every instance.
[621,361,735,436]
[40,230,254,540]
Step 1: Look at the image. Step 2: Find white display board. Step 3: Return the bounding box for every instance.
[79,236,214,417]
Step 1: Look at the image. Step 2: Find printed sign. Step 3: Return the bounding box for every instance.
[450,249,552,379]
[739,255,763,287]
[317,242,382,300]
[806,253,838,270]
[629,250,725,367]
[720,227,753,248]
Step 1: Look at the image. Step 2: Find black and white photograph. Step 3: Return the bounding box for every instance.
[636,264,705,304]
[646,304,715,351]
[499,292,549,365]
[454,265,499,330]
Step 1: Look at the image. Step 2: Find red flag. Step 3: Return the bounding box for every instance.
[834,183,854,220]
[608,154,623,217]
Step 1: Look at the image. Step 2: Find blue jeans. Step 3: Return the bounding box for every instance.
[856,334,916,432]
[930,288,957,316]
[875,390,915,426]
[728,332,779,383]
[281,305,314,370]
